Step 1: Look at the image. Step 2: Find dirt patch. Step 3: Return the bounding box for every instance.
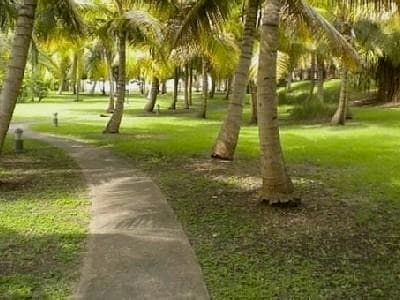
[0,176,34,191]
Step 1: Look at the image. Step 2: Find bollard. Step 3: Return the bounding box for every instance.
[15,128,24,153]
[53,113,58,127]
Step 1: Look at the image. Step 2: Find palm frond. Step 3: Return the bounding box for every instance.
[173,0,232,46]
[36,0,85,41]
[0,0,16,30]
[296,0,364,70]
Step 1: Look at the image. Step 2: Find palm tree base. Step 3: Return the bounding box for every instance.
[260,192,301,207]
[211,152,234,161]
[103,129,119,134]
[211,142,235,161]
[331,113,345,126]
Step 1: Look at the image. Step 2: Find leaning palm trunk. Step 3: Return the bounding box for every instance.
[105,49,115,113]
[0,0,36,154]
[199,58,208,119]
[211,0,259,160]
[257,0,296,205]
[144,77,159,112]
[331,65,348,125]
[104,32,126,133]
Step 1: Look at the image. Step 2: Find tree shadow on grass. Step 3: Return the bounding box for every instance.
[138,153,400,298]
[0,227,86,299]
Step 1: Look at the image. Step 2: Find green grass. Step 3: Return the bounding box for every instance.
[0,139,89,299]
[11,81,400,298]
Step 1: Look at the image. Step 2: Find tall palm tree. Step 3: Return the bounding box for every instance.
[0,1,35,155]
[0,1,36,154]
[83,4,117,111]
[257,0,296,204]
[0,0,82,154]
[256,0,364,204]
[212,0,259,160]
[103,8,161,133]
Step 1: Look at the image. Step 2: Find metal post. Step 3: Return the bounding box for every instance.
[15,128,24,153]
[53,113,58,127]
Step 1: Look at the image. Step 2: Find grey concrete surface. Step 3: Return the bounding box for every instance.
[19,127,209,300]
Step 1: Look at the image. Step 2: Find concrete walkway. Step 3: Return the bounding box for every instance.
[22,128,209,300]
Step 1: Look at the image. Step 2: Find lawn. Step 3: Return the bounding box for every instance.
[0,139,90,298]
[11,81,400,298]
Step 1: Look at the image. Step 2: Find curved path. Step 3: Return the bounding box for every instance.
[23,128,209,300]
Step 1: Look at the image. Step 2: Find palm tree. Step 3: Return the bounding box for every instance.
[103,7,161,133]
[0,1,36,154]
[256,0,364,204]
[257,0,296,204]
[212,0,259,160]
[331,62,349,125]
[199,57,209,119]
[0,0,82,154]
[85,8,117,112]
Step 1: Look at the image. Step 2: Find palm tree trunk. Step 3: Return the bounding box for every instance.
[75,75,80,102]
[90,80,97,94]
[225,76,233,100]
[209,75,216,99]
[102,79,106,95]
[31,42,38,102]
[331,65,348,126]
[199,58,208,119]
[257,0,296,205]
[0,0,36,154]
[286,70,293,93]
[57,77,64,95]
[195,74,200,92]
[104,31,126,133]
[212,0,259,160]
[58,56,68,95]
[144,77,159,112]
[161,80,167,94]
[184,64,190,109]
[72,51,78,95]
[189,65,193,106]
[316,54,324,102]
[307,51,316,102]
[105,49,115,113]
[169,67,179,110]
[249,79,258,124]
[73,50,81,102]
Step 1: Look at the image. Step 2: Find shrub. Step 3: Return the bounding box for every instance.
[289,100,337,122]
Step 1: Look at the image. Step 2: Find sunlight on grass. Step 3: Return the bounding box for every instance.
[11,85,400,298]
[0,139,89,298]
